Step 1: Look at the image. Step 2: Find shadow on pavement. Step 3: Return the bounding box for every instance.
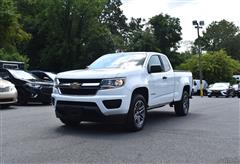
[53,110,200,137]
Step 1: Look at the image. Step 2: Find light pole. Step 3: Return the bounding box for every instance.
[192,20,204,97]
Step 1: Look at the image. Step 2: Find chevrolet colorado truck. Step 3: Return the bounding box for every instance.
[52,52,192,131]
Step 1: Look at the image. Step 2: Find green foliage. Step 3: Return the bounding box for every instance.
[149,13,182,53]
[0,0,31,51]
[177,50,240,84]
[0,49,29,69]
[100,0,128,35]
[198,20,240,60]
[128,28,159,52]
[36,0,111,71]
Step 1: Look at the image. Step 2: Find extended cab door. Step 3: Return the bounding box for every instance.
[147,54,174,106]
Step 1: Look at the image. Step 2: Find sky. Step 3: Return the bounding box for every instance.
[121,0,240,51]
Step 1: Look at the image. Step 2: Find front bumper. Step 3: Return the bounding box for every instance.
[23,85,52,103]
[52,87,131,118]
[208,90,228,96]
[0,90,18,105]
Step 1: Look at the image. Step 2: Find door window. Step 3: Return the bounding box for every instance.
[161,55,171,72]
[148,55,163,72]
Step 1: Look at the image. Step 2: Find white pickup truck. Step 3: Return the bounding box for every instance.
[52,52,192,131]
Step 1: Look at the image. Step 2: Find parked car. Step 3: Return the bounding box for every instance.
[30,70,56,82]
[192,79,208,95]
[0,69,53,105]
[232,84,240,98]
[52,52,193,131]
[207,82,235,97]
[233,75,240,82]
[0,78,18,108]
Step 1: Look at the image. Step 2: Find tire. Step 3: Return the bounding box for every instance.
[208,95,212,98]
[0,104,10,109]
[174,90,190,116]
[126,94,147,131]
[42,101,51,105]
[60,118,80,127]
[17,98,27,105]
[17,91,28,105]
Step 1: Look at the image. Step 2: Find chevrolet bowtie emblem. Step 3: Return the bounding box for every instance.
[70,82,81,89]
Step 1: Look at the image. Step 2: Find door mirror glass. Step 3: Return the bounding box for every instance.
[149,65,162,73]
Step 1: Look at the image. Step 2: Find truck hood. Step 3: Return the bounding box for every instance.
[56,67,143,79]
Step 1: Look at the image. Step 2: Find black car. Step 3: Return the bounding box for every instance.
[30,70,56,82]
[0,69,53,105]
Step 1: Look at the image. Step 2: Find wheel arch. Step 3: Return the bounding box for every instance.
[132,87,149,105]
[183,85,191,96]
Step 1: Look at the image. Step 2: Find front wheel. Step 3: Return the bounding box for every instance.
[126,94,147,131]
[0,104,10,109]
[174,90,190,116]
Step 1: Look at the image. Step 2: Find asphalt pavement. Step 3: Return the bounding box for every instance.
[0,97,239,164]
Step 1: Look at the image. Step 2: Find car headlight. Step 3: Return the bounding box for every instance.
[26,83,41,89]
[9,86,15,91]
[100,78,125,89]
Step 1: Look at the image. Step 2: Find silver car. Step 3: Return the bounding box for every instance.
[0,78,18,108]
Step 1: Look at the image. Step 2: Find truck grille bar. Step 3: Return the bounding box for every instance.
[57,79,102,96]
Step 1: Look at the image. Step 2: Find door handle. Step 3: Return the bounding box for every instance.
[162,76,167,79]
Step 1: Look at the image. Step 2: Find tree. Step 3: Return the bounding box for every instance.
[177,50,240,84]
[100,0,128,50]
[100,0,128,36]
[35,0,112,72]
[127,28,158,52]
[0,0,30,52]
[149,13,182,54]
[0,49,29,69]
[198,20,240,60]
[13,0,49,69]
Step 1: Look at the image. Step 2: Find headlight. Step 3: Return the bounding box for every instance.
[100,78,125,89]
[26,83,41,89]
[9,86,15,91]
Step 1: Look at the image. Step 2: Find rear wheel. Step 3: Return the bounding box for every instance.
[174,90,189,116]
[60,118,80,127]
[42,101,51,105]
[126,94,146,131]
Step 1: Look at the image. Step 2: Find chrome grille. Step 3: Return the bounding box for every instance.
[57,79,102,96]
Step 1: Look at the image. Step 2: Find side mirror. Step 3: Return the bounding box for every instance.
[149,65,162,73]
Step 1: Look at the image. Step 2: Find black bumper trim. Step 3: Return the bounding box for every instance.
[55,101,127,123]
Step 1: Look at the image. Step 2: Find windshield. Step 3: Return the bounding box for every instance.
[9,69,38,81]
[88,53,147,69]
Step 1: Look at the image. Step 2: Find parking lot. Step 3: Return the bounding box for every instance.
[1,97,239,164]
